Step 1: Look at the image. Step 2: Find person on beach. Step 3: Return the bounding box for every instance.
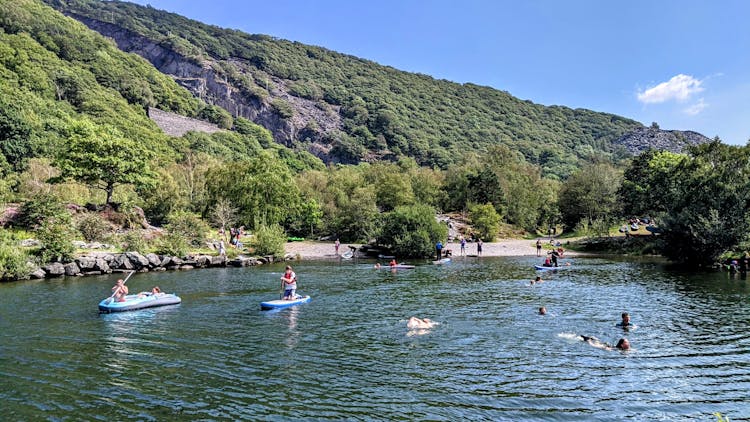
[536,239,542,256]
[281,265,298,300]
[111,279,128,302]
[335,238,340,255]
[477,239,483,256]
[460,236,466,256]
[436,240,443,260]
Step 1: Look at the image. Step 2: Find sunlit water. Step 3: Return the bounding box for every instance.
[1,256,749,420]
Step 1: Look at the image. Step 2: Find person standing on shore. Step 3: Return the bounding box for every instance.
[477,239,483,256]
[335,238,340,255]
[460,236,466,256]
[536,239,542,256]
[436,240,443,260]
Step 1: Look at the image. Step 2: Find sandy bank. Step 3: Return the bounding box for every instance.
[284,239,579,260]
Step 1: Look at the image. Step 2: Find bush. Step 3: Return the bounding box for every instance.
[153,231,189,257]
[0,231,32,280]
[378,205,448,258]
[37,219,76,263]
[76,213,112,242]
[469,203,501,242]
[17,193,70,229]
[250,224,286,256]
[165,211,210,247]
[118,229,149,253]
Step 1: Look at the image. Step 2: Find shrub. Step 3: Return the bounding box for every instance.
[0,231,32,280]
[250,224,286,256]
[37,218,76,263]
[153,231,189,257]
[165,211,210,247]
[118,229,149,254]
[76,213,112,242]
[468,203,501,242]
[378,204,448,258]
[17,193,70,229]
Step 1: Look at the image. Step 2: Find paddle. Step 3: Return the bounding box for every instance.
[105,270,135,304]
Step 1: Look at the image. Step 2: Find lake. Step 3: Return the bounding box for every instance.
[1,256,748,420]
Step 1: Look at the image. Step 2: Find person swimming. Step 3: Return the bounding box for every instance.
[616,312,633,327]
[407,317,437,330]
[580,335,630,351]
[539,306,547,315]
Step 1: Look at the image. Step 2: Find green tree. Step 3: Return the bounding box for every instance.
[468,203,501,241]
[51,120,155,205]
[557,163,622,230]
[378,204,447,258]
[250,224,286,256]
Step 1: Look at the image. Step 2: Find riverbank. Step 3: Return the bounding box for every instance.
[285,238,581,259]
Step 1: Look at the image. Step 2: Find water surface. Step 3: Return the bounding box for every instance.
[1,256,748,420]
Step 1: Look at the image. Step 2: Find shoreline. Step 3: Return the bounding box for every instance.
[284,239,580,260]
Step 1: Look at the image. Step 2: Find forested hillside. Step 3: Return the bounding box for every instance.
[43,0,657,178]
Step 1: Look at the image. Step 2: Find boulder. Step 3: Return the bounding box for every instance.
[210,256,226,266]
[146,253,162,268]
[125,252,150,269]
[29,268,46,279]
[75,256,97,270]
[43,262,66,277]
[64,262,81,276]
[95,257,111,273]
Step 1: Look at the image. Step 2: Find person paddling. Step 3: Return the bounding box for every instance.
[111,279,128,302]
[281,265,298,300]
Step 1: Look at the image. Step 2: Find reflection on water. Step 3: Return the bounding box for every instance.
[1,259,749,420]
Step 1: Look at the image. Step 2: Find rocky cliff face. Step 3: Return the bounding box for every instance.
[70,14,343,161]
[612,125,711,155]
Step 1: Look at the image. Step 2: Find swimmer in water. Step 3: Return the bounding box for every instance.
[616,312,633,328]
[580,335,630,351]
[530,276,543,285]
[407,317,437,330]
[539,306,547,315]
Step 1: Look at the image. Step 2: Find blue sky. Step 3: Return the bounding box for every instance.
[130,0,750,144]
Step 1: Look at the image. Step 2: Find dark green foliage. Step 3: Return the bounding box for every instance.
[378,204,448,258]
[198,104,233,129]
[620,141,750,266]
[250,224,286,256]
[557,163,622,230]
[154,230,189,257]
[76,212,111,242]
[164,210,209,247]
[0,230,32,280]
[118,229,148,253]
[45,0,644,177]
[51,120,156,204]
[468,203,501,241]
[17,193,69,229]
[37,217,76,262]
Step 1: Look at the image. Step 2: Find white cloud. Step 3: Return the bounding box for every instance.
[683,98,707,116]
[637,74,704,104]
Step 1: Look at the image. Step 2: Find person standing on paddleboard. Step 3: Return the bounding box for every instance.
[281,265,298,300]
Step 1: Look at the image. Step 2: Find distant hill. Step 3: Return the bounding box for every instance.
[44,0,710,177]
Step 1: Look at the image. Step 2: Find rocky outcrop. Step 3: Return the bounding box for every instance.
[612,125,711,155]
[23,251,291,280]
[67,14,343,161]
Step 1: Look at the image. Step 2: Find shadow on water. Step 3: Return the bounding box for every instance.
[1,258,749,420]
